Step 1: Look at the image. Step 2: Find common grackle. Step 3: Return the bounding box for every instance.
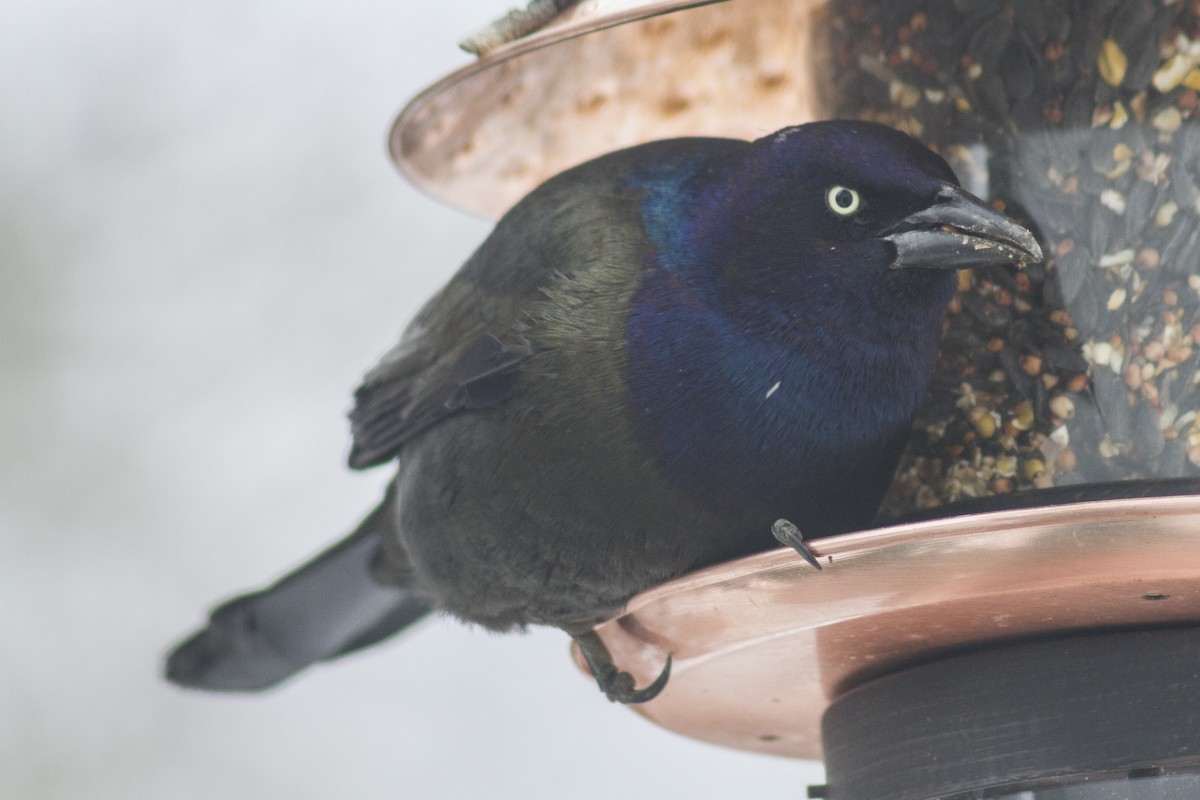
[165,121,1040,703]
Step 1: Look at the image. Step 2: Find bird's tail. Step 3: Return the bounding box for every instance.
[164,486,431,691]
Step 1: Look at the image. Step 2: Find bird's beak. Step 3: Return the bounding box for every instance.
[884,183,1043,270]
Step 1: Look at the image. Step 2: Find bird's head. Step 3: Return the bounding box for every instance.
[691,121,1042,320]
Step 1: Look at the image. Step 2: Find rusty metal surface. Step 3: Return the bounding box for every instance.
[390,0,825,218]
[578,496,1200,760]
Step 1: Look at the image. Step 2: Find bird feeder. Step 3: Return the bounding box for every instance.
[391,1,1200,796]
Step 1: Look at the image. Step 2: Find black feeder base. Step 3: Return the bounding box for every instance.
[821,627,1200,799]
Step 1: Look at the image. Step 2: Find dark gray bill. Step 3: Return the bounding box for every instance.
[885,183,1043,271]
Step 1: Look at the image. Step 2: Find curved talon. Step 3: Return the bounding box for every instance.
[625,655,671,703]
[574,631,672,704]
[594,654,671,703]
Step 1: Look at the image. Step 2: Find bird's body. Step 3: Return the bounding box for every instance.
[167,122,1040,699]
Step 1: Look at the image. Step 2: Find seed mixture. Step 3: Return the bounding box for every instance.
[813,0,1200,515]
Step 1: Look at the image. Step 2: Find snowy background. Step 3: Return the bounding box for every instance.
[2,1,823,796]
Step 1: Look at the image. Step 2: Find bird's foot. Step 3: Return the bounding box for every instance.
[772,518,823,570]
[573,630,671,704]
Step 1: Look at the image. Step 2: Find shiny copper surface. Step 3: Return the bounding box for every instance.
[390,0,824,218]
[578,496,1200,760]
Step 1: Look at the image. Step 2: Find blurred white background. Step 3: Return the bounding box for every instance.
[1,1,822,796]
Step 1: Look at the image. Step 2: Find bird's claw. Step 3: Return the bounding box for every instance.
[596,656,672,704]
[574,631,671,704]
[772,518,823,570]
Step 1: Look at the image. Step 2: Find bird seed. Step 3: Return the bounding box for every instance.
[815,0,1200,516]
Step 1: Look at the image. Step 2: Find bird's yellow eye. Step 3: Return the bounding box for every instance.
[826,185,861,216]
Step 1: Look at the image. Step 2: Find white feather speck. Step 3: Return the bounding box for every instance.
[765,381,781,399]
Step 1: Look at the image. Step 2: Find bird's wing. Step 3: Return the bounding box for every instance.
[347,136,747,470]
[348,319,526,469]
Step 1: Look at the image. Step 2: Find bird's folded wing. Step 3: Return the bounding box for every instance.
[346,136,746,471]
[348,324,526,469]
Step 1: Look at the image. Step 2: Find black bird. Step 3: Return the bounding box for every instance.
[165,121,1041,702]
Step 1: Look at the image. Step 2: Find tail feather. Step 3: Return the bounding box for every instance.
[165,489,431,692]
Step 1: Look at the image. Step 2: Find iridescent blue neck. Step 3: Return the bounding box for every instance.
[621,164,954,529]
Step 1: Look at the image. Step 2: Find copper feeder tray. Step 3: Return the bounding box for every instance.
[390,0,825,218]
[578,494,1200,761]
